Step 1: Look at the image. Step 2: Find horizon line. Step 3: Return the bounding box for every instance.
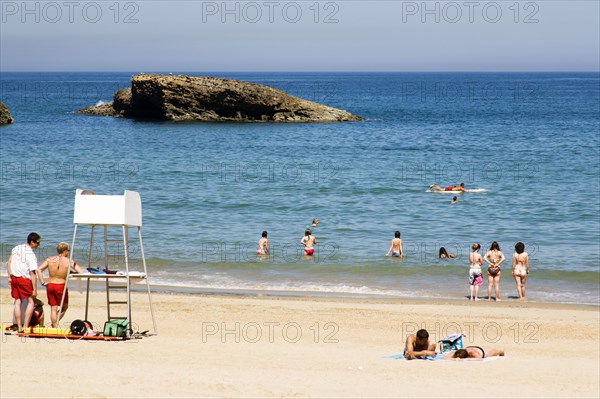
[1,70,599,74]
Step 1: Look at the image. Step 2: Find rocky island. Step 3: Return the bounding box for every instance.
[0,102,14,124]
[78,74,362,122]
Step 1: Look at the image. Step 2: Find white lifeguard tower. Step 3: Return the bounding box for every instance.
[58,189,158,336]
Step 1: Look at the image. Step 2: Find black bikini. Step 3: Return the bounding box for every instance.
[467,346,486,358]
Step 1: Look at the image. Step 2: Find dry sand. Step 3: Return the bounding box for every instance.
[1,287,598,398]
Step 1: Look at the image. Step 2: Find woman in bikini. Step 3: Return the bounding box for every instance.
[468,243,483,301]
[386,231,403,258]
[257,231,269,256]
[300,228,317,256]
[511,242,529,300]
[444,346,505,359]
[484,241,505,302]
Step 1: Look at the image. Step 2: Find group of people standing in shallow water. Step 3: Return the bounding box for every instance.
[466,241,530,301]
[383,231,530,301]
[386,233,530,301]
[259,221,530,302]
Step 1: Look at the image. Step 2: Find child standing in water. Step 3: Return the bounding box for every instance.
[257,231,269,256]
[468,243,483,301]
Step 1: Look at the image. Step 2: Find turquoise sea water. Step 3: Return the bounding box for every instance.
[1,72,599,304]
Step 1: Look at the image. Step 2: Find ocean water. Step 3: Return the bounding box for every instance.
[1,72,599,305]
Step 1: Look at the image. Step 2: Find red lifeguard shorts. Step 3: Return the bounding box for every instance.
[10,275,33,300]
[46,283,68,306]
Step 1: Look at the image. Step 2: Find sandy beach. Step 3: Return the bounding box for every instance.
[1,287,598,398]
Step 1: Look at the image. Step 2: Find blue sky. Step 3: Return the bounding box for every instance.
[1,0,599,71]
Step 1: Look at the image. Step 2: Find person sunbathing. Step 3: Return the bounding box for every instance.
[404,329,436,359]
[444,346,505,359]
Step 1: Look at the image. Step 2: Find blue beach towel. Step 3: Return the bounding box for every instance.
[87,267,106,274]
[383,353,502,362]
[383,353,445,361]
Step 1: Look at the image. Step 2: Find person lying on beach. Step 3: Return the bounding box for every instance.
[386,231,403,258]
[37,242,84,328]
[257,231,270,256]
[443,346,505,360]
[404,329,437,360]
[429,183,466,193]
[439,247,456,259]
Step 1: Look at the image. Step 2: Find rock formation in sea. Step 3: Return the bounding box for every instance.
[0,102,14,124]
[78,74,362,122]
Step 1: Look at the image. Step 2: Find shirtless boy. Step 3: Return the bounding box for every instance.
[404,329,437,359]
[386,231,403,257]
[37,242,83,327]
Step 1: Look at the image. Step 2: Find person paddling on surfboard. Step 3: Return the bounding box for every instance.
[429,182,466,193]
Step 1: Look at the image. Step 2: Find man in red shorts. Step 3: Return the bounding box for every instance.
[7,232,41,332]
[38,242,83,327]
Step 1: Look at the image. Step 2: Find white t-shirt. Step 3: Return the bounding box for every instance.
[9,244,38,279]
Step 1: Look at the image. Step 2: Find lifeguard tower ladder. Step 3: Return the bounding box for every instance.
[58,189,158,336]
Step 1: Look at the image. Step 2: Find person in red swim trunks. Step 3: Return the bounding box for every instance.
[8,232,42,333]
[300,228,317,256]
[429,183,466,193]
[38,242,84,327]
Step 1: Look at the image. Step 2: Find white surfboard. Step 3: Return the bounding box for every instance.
[426,188,487,194]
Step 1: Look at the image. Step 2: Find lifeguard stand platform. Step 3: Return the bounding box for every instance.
[58,189,158,336]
